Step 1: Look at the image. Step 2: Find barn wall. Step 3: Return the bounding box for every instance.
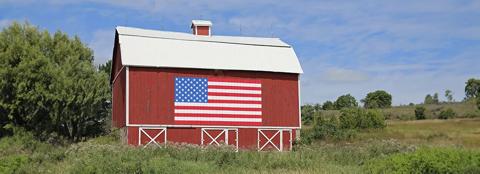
[112,68,126,128]
[111,42,126,128]
[128,67,300,128]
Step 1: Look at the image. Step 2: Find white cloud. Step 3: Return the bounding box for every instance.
[89,29,114,65]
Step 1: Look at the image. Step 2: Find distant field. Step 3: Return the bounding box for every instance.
[319,101,480,120]
[357,118,480,148]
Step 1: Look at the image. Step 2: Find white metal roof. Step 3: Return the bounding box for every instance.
[191,20,212,27]
[116,26,303,74]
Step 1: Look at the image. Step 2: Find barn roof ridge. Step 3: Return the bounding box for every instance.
[116,26,291,48]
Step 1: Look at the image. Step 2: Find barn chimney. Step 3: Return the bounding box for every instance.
[191,20,212,36]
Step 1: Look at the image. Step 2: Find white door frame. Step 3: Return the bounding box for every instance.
[257,129,292,151]
[138,127,167,148]
[201,128,238,151]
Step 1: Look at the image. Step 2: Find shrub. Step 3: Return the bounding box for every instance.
[439,108,456,119]
[0,155,29,173]
[339,109,385,129]
[465,110,480,118]
[363,147,480,174]
[415,106,426,120]
[311,116,340,140]
[301,104,315,125]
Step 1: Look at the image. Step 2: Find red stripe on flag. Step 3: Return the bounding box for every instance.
[208,100,262,104]
[175,106,262,111]
[174,113,262,118]
[208,77,261,84]
[208,85,261,90]
[174,121,262,126]
[207,92,261,97]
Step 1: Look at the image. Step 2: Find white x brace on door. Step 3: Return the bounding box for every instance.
[201,128,238,151]
[257,129,292,152]
[138,127,167,148]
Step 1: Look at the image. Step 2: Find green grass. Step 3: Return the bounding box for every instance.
[357,118,480,148]
[1,117,480,173]
[318,101,480,120]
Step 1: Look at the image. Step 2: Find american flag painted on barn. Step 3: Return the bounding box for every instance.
[174,77,262,126]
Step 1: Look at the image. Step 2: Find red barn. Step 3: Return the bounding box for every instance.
[111,20,303,151]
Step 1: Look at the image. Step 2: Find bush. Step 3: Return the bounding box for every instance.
[415,106,426,120]
[305,109,386,142]
[0,155,29,173]
[339,109,385,129]
[363,147,480,174]
[439,108,456,119]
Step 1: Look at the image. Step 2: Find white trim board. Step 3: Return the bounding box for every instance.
[126,124,300,129]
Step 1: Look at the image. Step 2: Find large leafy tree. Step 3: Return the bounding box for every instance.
[465,78,480,110]
[0,22,110,141]
[361,90,392,109]
[465,78,480,99]
[334,94,358,109]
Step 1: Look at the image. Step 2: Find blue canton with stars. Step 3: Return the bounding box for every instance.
[174,77,208,103]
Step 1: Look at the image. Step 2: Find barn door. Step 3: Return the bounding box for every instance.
[201,128,238,151]
[258,129,292,151]
[138,127,167,148]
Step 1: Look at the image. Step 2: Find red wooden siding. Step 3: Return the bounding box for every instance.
[128,67,300,128]
[196,26,210,36]
[111,40,126,128]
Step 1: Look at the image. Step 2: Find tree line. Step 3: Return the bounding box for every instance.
[302,79,480,124]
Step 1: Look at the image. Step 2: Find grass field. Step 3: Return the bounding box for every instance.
[1,118,480,173]
[357,118,480,148]
[319,101,480,120]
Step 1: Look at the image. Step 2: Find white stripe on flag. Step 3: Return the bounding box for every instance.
[175,109,261,115]
[208,88,261,94]
[208,96,261,101]
[208,81,261,88]
[174,102,261,108]
[175,117,262,122]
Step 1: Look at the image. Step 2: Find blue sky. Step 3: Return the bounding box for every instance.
[1,0,479,105]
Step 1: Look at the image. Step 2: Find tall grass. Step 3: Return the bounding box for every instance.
[0,128,423,174]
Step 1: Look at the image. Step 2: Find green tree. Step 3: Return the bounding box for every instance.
[0,22,110,141]
[465,78,480,99]
[322,101,335,110]
[445,89,453,102]
[424,94,434,104]
[334,94,358,109]
[301,104,315,125]
[98,59,112,76]
[433,93,439,104]
[361,90,392,109]
[465,78,480,110]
